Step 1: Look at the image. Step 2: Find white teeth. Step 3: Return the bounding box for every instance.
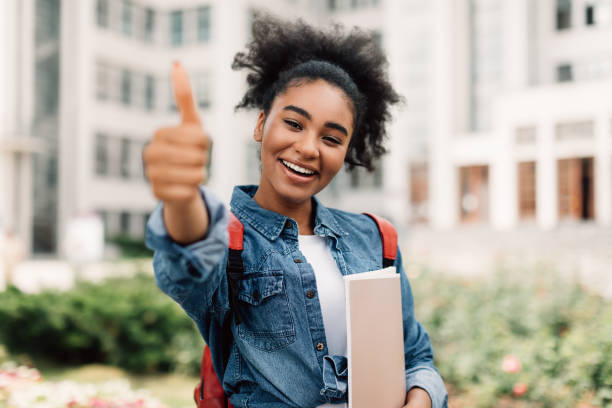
[282,160,315,175]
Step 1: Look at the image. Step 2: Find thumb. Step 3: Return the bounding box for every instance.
[172,61,201,125]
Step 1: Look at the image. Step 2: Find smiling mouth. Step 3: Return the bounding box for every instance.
[280,159,318,177]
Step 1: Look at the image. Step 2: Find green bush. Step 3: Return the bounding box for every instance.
[0,274,203,374]
[412,265,612,407]
[109,235,153,258]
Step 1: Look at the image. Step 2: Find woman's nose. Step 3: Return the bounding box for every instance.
[294,133,319,159]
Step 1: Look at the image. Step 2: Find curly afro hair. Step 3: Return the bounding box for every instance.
[232,14,401,172]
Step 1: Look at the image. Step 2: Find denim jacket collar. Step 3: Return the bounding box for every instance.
[229,185,348,241]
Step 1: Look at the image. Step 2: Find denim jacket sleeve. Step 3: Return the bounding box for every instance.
[144,186,230,325]
[396,248,448,408]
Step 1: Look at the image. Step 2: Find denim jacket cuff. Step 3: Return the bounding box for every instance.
[406,365,448,408]
[145,186,228,283]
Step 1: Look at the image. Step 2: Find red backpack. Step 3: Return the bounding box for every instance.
[194,212,398,408]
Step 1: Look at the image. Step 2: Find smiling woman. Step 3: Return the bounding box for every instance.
[252,79,354,234]
[142,14,447,408]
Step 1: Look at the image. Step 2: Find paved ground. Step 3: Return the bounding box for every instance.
[402,223,612,298]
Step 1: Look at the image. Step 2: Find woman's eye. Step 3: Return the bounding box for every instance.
[323,136,341,145]
[284,119,302,130]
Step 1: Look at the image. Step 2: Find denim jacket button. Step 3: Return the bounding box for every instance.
[306,290,315,299]
[294,258,302,263]
[316,342,325,351]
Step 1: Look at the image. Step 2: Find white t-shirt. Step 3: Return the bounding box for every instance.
[298,234,348,408]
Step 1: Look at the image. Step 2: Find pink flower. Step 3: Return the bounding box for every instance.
[512,382,528,396]
[502,354,522,373]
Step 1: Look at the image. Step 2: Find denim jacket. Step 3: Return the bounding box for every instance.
[146,185,448,408]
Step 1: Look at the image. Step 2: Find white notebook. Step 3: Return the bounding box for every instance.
[344,267,406,408]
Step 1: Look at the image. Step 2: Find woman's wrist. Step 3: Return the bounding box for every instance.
[163,192,209,245]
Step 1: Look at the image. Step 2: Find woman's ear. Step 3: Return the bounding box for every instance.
[253,111,265,142]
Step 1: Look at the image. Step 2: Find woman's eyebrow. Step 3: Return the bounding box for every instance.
[324,122,348,136]
[283,105,311,120]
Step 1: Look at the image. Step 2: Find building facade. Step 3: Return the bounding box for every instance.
[2,0,612,257]
[426,0,612,230]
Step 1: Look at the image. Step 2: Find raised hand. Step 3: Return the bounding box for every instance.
[144,62,209,206]
[143,62,210,244]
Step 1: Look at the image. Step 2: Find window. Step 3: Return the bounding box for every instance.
[122,0,132,36]
[35,0,60,43]
[119,212,130,235]
[144,8,155,42]
[97,0,109,27]
[170,10,183,46]
[558,157,595,220]
[518,162,536,220]
[35,54,60,117]
[586,4,596,24]
[197,6,211,42]
[555,120,594,141]
[144,75,155,110]
[95,133,109,176]
[556,0,572,30]
[121,70,131,105]
[410,163,428,223]
[515,126,536,144]
[459,165,489,223]
[557,64,573,82]
[120,138,130,178]
[584,1,612,26]
[195,73,211,108]
[96,63,109,100]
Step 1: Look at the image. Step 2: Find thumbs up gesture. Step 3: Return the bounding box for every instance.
[143,62,210,243]
[144,62,209,206]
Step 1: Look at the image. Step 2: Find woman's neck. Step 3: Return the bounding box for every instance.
[253,189,315,235]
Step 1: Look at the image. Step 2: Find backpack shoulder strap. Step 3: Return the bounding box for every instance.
[363,213,398,268]
[227,211,244,250]
[226,211,244,324]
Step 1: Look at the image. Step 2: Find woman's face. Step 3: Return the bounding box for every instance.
[254,79,354,207]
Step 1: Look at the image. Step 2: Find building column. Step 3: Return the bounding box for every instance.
[502,0,530,89]
[207,0,248,204]
[429,0,459,229]
[382,0,410,226]
[536,120,557,229]
[594,113,611,225]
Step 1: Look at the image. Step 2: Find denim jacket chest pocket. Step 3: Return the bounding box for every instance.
[236,270,296,352]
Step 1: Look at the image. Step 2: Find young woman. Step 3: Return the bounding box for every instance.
[144,15,447,408]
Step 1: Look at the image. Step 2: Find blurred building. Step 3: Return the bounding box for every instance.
[1,0,612,257]
[424,0,612,230]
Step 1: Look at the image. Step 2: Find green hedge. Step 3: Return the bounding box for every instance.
[0,274,203,374]
[0,265,610,406]
[109,236,153,258]
[412,266,612,408]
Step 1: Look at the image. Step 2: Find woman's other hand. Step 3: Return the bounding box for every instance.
[403,387,432,408]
